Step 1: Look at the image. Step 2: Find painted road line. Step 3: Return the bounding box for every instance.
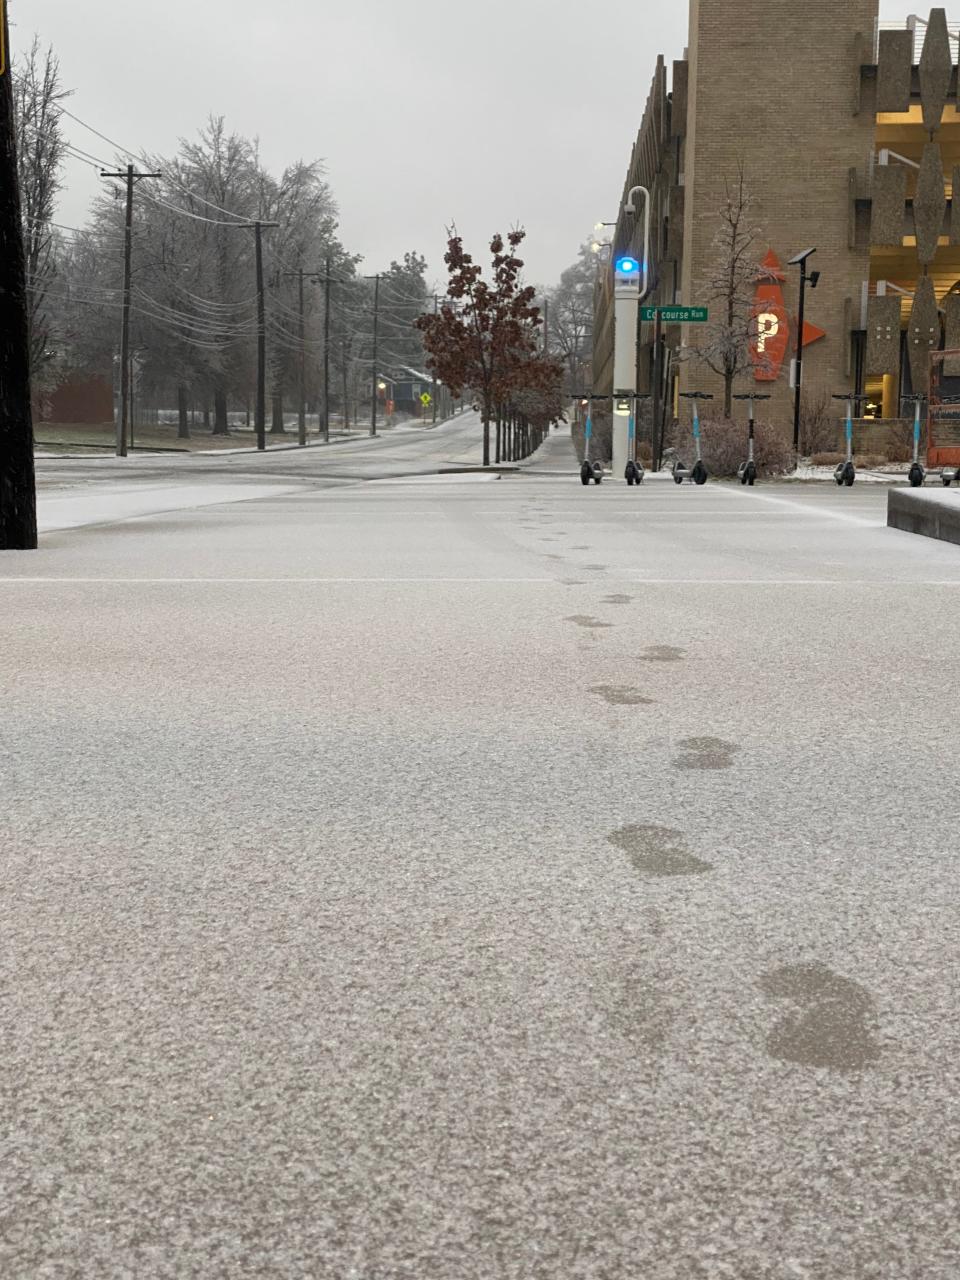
[712,486,884,527]
[4,577,960,587]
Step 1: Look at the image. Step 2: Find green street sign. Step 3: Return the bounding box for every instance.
[641,306,708,323]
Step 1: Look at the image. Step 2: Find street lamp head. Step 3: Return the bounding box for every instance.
[809,270,821,289]
[788,247,817,266]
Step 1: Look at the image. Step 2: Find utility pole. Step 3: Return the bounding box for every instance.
[543,296,549,354]
[255,223,267,451]
[101,164,161,457]
[323,253,332,443]
[237,220,280,451]
[432,295,439,425]
[297,267,306,446]
[0,0,37,549]
[280,266,308,447]
[369,274,381,438]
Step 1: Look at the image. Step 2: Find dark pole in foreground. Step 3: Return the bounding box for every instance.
[0,0,37,549]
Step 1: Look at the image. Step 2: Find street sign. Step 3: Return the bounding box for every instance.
[420,393,432,406]
[641,306,708,323]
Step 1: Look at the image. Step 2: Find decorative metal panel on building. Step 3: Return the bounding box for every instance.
[671,60,688,139]
[870,164,908,246]
[877,29,914,113]
[943,292,960,375]
[666,186,685,260]
[866,296,902,375]
[915,143,947,263]
[919,8,953,134]
[908,275,941,389]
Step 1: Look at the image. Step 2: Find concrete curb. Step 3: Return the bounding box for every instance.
[888,488,960,546]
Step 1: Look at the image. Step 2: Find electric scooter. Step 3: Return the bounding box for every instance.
[673,392,713,485]
[830,392,867,487]
[622,392,650,486]
[902,393,926,487]
[733,392,771,485]
[579,395,606,485]
[930,395,960,486]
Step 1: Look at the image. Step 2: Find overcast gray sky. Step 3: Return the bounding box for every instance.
[12,0,927,287]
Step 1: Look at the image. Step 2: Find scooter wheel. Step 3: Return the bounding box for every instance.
[692,461,708,486]
[908,463,925,488]
[673,471,684,485]
[843,465,856,487]
[835,471,845,486]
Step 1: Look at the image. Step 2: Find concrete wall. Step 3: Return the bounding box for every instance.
[680,0,879,422]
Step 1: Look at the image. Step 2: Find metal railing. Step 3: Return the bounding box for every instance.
[874,16,960,63]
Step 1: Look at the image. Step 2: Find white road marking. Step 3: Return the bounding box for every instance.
[3,577,960,587]
[712,486,885,527]
[37,484,304,533]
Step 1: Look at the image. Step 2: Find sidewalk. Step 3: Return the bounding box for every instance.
[520,426,580,475]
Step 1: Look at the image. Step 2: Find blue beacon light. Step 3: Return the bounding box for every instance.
[617,256,639,274]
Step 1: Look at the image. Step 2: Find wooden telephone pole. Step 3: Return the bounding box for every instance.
[101,164,161,456]
[0,0,38,549]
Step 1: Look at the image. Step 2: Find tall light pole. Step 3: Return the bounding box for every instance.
[610,186,652,480]
[788,248,820,455]
[367,274,381,437]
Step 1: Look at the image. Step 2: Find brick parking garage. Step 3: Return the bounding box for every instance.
[593,3,960,468]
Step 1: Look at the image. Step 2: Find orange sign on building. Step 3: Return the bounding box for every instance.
[752,251,790,381]
[752,250,826,382]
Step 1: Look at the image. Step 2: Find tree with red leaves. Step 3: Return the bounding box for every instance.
[416,229,552,467]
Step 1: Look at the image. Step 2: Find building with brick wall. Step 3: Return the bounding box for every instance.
[593,3,960,458]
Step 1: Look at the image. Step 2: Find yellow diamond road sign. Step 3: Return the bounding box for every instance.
[420,393,432,406]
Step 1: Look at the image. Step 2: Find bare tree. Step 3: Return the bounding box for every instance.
[14,38,69,397]
[546,242,595,394]
[689,163,766,417]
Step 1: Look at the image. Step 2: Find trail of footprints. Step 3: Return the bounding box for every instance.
[606,826,882,1072]
[584,611,882,1073]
